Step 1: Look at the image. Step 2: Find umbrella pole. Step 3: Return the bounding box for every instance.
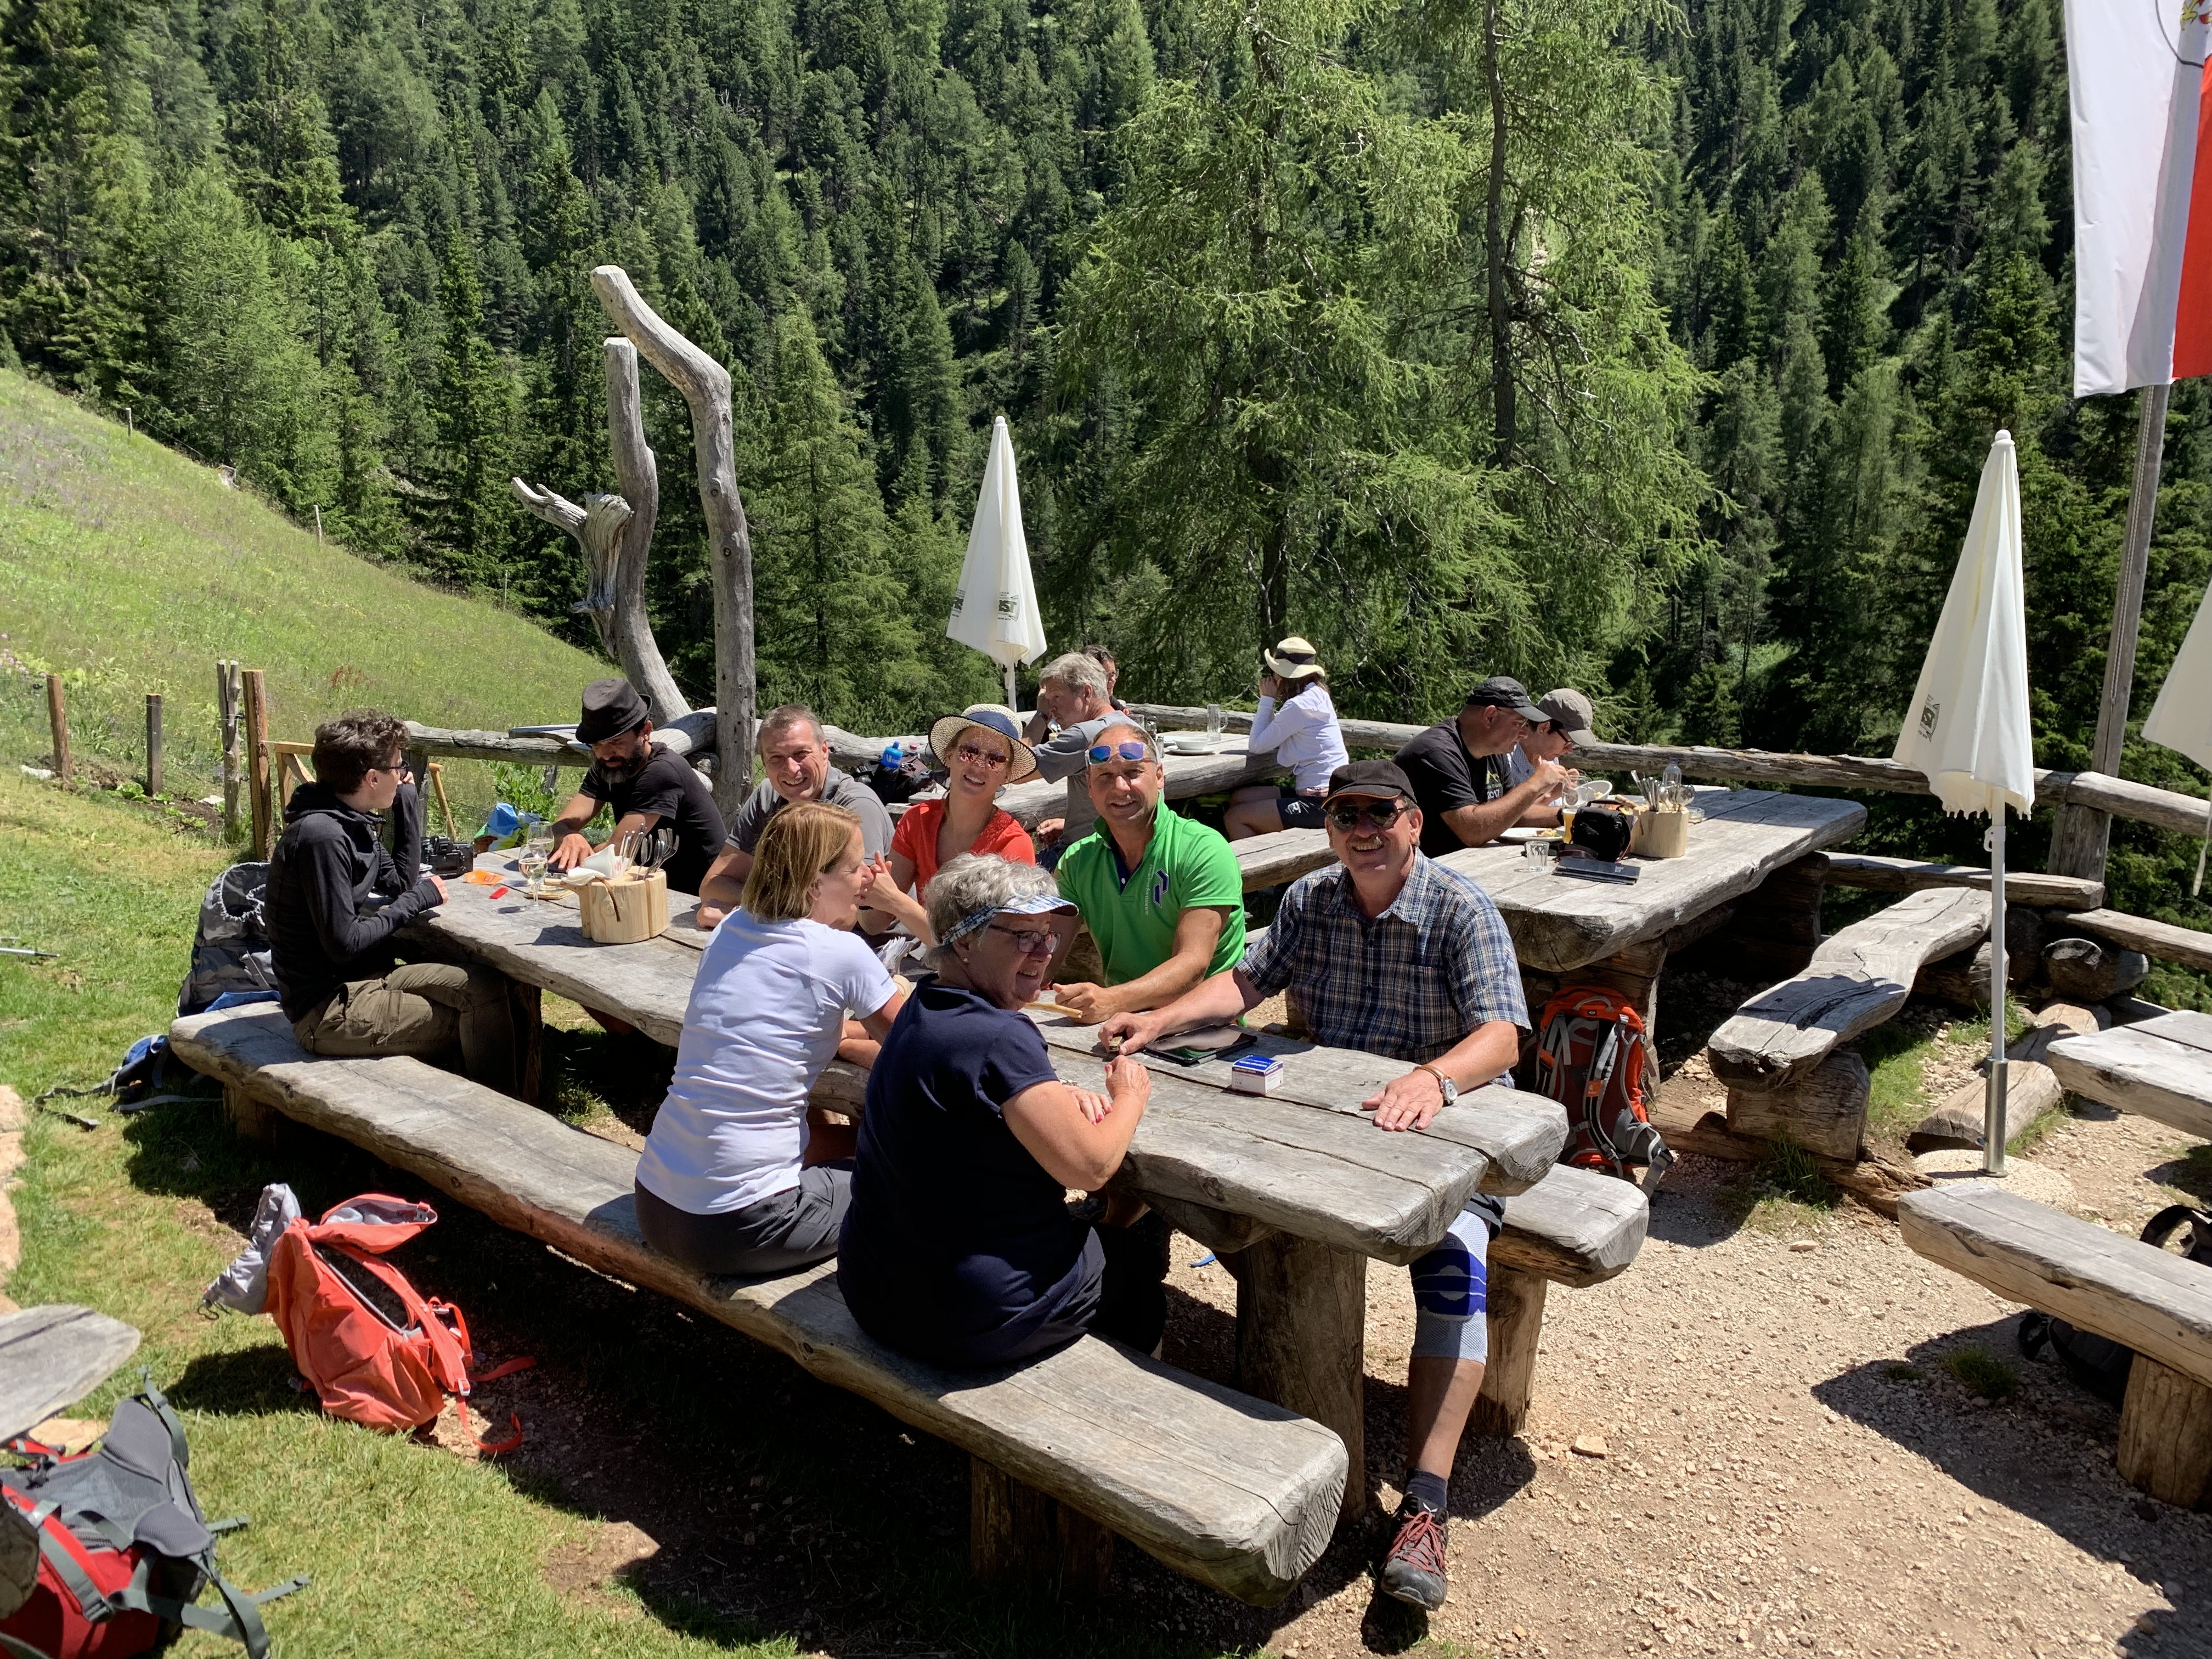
[1004,662,1018,713]
[1985,810,2010,1176]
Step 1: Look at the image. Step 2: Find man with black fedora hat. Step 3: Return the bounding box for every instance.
[1393,675,1573,856]
[546,677,727,896]
[1099,758,1528,1613]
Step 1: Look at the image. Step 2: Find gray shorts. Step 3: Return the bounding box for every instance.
[633,1162,852,1276]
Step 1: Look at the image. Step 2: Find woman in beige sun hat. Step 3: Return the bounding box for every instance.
[1223,636,1352,839]
[862,704,1040,943]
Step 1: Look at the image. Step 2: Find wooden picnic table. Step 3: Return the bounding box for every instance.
[2047,1009,2212,1142]
[405,868,1568,1510]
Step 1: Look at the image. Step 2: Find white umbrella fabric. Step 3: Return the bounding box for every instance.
[1893,431,2037,1173]
[2143,581,2212,892]
[947,415,1047,708]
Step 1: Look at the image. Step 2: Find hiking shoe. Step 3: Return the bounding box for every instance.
[1378,1504,1449,1610]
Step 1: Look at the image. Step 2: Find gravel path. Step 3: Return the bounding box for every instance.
[1148,1103,2211,1658]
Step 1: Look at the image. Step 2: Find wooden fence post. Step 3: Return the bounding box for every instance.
[216,661,242,836]
[144,694,163,798]
[44,675,69,784]
[243,670,271,859]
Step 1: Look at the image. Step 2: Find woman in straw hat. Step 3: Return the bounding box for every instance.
[1223,636,1351,839]
[864,704,1039,944]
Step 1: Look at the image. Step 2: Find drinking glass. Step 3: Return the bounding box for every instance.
[522,831,553,898]
[1206,703,1224,742]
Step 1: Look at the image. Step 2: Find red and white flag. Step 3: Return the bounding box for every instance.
[2065,0,2212,395]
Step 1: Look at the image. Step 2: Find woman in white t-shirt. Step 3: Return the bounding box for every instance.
[1223,636,1352,839]
[633,799,904,1274]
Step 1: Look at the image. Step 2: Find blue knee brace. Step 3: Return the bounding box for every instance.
[1408,1205,1491,1363]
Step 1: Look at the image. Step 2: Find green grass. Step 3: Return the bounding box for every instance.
[1721,1137,1841,1235]
[0,369,612,822]
[1940,1347,2020,1402]
[0,770,1291,1657]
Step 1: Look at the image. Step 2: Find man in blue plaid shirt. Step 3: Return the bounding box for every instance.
[1099,758,1528,1615]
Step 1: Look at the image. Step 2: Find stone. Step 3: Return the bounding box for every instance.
[0,1090,24,1133]
[1790,1241,1818,1253]
[2041,938,2150,1004]
[1571,1434,1610,1458]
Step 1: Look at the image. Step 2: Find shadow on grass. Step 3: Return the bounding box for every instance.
[1814,1318,2211,1659]
[163,1342,320,1419]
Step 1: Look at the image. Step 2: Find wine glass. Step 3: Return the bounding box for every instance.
[521,830,553,898]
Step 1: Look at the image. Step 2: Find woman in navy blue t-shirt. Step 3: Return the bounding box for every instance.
[838,854,1164,1366]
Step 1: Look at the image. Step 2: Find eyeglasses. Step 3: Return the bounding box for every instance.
[984,923,1059,955]
[1087,742,1152,764]
[954,743,1010,768]
[1327,800,1408,833]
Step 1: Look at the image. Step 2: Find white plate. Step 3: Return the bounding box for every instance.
[1160,734,1229,754]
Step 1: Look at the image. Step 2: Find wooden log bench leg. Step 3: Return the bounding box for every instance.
[1468,1264,1548,1437]
[222,1082,280,1148]
[1230,1234,1367,1517]
[2118,1356,2212,1509]
[969,1459,1115,1594]
[509,979,544,1107]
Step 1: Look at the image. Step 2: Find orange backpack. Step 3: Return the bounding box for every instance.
[263,1195,531,1451]
[1531,986,1675,1181]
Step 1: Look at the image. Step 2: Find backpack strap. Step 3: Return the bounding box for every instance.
[108,1555,309,1659]
[29,1508,112,1624]
[133,1372,191,1472]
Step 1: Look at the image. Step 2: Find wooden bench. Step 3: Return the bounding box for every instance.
[1232,828,1333,891]
[168,1006,1348,1606]
[1705,888,1990,1160]
[1899,1183,2212,1508]
[2048,1010,2212,1142]
[1819,854,2104,911]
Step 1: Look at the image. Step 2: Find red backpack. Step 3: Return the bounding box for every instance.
[0,1378,306,1659]
[262,1196,530,1452]
[1531,987,1674,1181]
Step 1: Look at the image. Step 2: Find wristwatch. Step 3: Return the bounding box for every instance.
[1413,1064,1458,1105]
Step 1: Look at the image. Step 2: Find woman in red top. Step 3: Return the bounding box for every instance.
[867,705,1038,943]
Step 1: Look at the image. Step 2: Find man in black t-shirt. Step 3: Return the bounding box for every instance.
[1394,676,1574,857]
[546,679,728,895]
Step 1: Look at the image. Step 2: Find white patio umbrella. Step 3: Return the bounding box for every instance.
[947,415,1047,708]
[2143,582,2212,894]
[1893,431,2037,1174]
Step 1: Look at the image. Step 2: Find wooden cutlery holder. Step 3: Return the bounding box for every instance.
[578,868,669,943]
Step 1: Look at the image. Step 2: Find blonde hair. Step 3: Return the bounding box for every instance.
[741,800,862,922]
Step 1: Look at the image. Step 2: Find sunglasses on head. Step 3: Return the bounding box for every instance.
[1086,742,1152,764]
[1326,799,1408,832]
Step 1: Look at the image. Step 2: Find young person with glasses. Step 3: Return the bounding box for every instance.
[267,711,518,1093]
[1098,759,1528,1614]
[1048,723,1247,1024]
[864,705,1038,945]
[837,854,1166,1367]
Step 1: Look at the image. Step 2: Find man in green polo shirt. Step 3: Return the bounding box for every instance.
[1052,721,1246,1024]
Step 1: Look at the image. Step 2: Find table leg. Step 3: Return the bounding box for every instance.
[969,1458,1116,1593]
[508,979,544,1107]
[1578,939,1667,1041]
[2118,1356,2212,1508]
[1467,1265,1548,1437]
[223,1084,280,1148]
[1229,1233,1367,1516]
[1711,853,1827,980]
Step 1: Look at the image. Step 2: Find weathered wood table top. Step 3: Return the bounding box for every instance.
[406,873,1565,1264]
[1434,788,1867,973]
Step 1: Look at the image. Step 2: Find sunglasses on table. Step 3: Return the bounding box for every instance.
[1326,800,1409,832]
[1086,742,1153,764]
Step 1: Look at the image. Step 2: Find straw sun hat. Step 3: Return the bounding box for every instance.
[926,704,1040,783]
[1264,636,1328,680]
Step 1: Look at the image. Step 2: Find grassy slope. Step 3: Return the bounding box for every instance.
[0,370,610,813]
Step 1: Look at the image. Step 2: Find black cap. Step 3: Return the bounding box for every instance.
[1464,675,1547,721]
[577,678,650,744]
[1323,759,1417,805]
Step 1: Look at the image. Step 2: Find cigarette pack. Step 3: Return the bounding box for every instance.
[1228,1053,1285,1095]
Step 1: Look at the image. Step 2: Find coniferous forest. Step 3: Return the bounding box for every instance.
[4,0,2210,907]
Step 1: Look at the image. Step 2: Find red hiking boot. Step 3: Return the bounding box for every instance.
[1378,1504,1449,1610]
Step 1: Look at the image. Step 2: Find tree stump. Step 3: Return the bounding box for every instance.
[1231,1233,1367,1515]
[2117,1356,2212,1509]
[1468,1265,1548,1437]
[969,1459,1115,1594]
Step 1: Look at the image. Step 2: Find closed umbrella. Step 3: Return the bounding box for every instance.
[2143,582,2212,892]
[948,415,1047,708]
[1893,431,2037,1174]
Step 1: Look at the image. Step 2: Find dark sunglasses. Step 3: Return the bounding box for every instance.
[1086,742,1152,764]
[1327,800,1408,832]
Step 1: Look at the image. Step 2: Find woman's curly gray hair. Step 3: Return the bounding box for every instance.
[924,853,1063,972]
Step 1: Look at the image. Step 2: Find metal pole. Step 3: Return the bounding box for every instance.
[1985,811,2010,1176]
[2050,382,2171,881]
[1004,661,1018,712]
[145,693,163,798]
[44,675,69,784]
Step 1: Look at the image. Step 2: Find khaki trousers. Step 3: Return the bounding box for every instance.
[294,961,517,1094]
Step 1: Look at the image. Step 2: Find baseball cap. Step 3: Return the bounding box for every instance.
[1463,676,1547,721]
[1322,759,1417,805]
[1536,688,1596,739]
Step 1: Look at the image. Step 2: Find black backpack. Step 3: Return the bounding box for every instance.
[2018,1205,2212,1403]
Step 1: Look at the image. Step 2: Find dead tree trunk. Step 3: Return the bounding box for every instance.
[591,265,757,815]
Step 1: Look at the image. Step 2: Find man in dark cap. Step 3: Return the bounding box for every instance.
[1393,676,1573,855]
[546,678,727,896]
[1098,759,1528,1615]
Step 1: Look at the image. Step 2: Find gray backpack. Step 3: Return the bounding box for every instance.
[177,865,274,1017]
